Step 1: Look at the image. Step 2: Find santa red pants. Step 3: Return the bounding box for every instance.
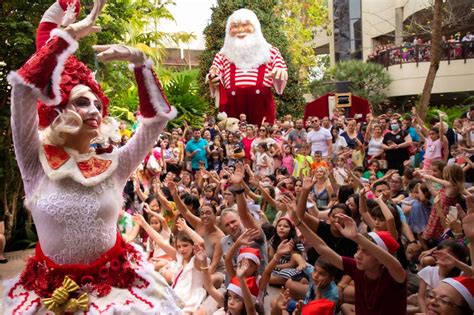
[219,64,276,125]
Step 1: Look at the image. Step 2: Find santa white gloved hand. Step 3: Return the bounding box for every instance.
[207,67,221,87]
[266,67,288,81]
[92,44,146,66]
[64,0,106,40]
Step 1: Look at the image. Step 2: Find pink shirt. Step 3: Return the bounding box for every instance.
[424,138,442,160]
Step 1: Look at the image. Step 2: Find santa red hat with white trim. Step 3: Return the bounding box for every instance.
[442,277,474,311]
[227,276,259,299]
[368,231,399,254]
[301,299,336,315]
[237,247,261,266]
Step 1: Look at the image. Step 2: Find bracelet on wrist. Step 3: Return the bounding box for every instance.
[200,266,209,271]
[295,219,302,227]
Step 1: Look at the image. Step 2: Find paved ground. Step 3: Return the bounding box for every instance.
[0,249,280,314]
[0,249,34,314]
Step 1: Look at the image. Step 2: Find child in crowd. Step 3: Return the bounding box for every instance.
[311,151,329,170]
[277,256,339,315]
[269,217,307,286]
[163,218,208,314]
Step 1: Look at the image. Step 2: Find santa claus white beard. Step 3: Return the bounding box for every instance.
[220,33,272,70]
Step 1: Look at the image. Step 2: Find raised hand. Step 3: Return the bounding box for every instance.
[175,217,188,232]
[194,245,207,264]
[236,259,250,278]
[302,175,316,190]
[236,228,260,246]
[278,288,291,310]
[276,239,294,257]
[432,249,458,266]
[167,181,178,196]
[230,163,245,186]
[333,213,358,240]
[65,0,106,40]
[92,44,145,65]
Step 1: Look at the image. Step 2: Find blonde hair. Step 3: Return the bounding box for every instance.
[40,85,98,146]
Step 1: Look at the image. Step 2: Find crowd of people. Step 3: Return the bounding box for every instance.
[114,105,474,314]
[367,31,474,65]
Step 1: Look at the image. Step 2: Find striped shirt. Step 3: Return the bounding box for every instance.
[211,46,287,89]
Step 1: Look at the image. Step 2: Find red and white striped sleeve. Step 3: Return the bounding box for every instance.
[270,47,287,71]
[270,47,287,94]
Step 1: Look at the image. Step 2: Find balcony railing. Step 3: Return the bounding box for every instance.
[368,40,474,68]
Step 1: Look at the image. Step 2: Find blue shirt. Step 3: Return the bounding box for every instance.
[407,126,420,142]
[185,138,208,169]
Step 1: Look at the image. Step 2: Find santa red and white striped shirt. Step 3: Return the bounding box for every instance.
[211,46,287,92]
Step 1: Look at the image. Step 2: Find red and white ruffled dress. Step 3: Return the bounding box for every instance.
[4,28,183,314]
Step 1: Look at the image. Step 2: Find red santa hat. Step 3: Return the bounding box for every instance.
[237,247,261,266]
[368,231,399,254]
[34,0,109,128]
[442,277,474,311]
[301,299,336,315]
[227,276,259,299]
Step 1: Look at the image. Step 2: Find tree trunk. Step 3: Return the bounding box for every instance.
[418,0,442,120]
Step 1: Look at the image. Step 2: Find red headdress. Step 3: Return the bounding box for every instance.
[32,0,109,128]
[227,276,259,299]
[237,247,261,266]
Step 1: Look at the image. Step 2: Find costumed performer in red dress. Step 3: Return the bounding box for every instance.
[3,0,184,313]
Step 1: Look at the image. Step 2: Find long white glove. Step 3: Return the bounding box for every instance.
[92,44,146,66]
[64,0,106,40]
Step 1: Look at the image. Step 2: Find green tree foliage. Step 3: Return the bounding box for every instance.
[275,0,329,83]
[198,0,306,119]
[309,60,392,113]
[0,0,52,242]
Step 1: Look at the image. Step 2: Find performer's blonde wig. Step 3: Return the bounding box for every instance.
[40,84,94,146]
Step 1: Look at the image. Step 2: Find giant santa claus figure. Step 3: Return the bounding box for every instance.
[208,8,288,125]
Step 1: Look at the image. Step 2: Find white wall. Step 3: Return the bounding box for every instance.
[386,59,474,97]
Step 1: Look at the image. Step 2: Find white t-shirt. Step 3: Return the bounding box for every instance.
[418,265,442,291]
[333,136,348,155]
[307,128,332,156]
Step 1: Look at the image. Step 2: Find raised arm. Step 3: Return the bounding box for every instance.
[168,181,201,228]
[375,196,398,239]
[359,186,376,230]
[175,217,204,247]
[296,176,321,231]
[194,247,224,306]
[295,219,343,270]
[236,260,257,315]
[96,45,177,186]
[132,214,176,260]
[230,164,261,231]
[335,214,406,283]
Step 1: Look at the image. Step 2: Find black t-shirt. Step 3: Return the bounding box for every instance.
[383,131,409,161]
[307,221,358,266]
[341,132,364,149]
